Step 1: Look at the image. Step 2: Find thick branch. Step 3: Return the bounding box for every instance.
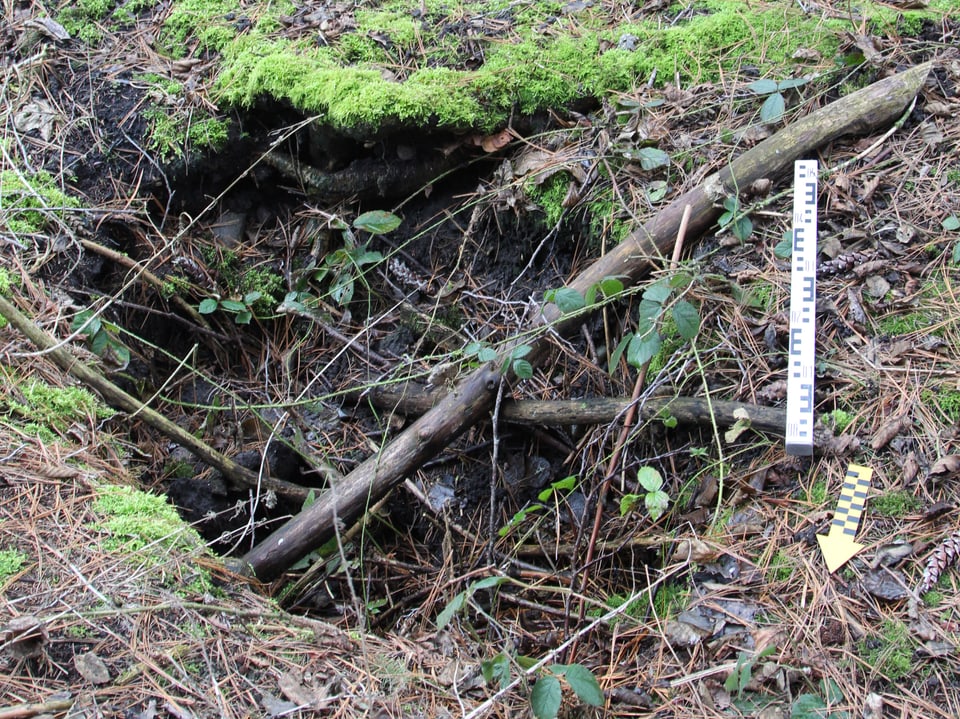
[241,62,931,581]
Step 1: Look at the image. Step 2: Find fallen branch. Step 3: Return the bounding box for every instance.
[359,384,787,434]
[241,62,931,580]
[0,293,309,502]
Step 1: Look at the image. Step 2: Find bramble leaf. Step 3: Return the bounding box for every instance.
[531,675,562,719]
[353,210,401,234]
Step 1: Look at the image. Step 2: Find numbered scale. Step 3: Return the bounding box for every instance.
[785,160,818,456]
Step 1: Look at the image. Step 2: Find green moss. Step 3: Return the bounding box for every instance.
[158,0,241,54]
[0,169,81,235]
[93,484,213,592]
[240,267,285,311]
[875,311,930,336]
[145,107,230,162]
[871,491,920,518]
[0,372,114,442]
[0,548,27,582]
[859,618,914,681]
[806,479,828,506]
[821,409,854,433]
[925,389,960,423]
[652,581,688,620]
[767,549,794,582]
[204,0,844,133]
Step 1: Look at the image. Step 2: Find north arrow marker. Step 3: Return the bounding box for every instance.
[817,464,873,573]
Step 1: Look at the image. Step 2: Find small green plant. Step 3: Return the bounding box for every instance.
[619,466,670,522]
[608,274,700,372]
[464,341,535,380]
[858,618,913,681]
[292,210,396,308]
[480,652,604,719]
[499,476,578,538]
[71,309,131,367]
[746,76,808,124]
[821,409,854,433]
[718,195,753,241]
[436,575,510,629]
[198,290,263,325]
[543,276,625,315]
[0,548,27,582]
[806,479,828,505]
[767,549,794,582]
[724,646,776,699]
[870,491,920,518]
[790,678,851,719]
[529,663,604,719]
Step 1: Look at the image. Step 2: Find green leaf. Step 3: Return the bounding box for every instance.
[472,575,509,591]
[609,335,631,372]
[477,347,498,363]
[219,300,246,313]
[552,475,577,492]
[774,233,793,259]
[943,214,960,231]
[105,340,130,368]
[953,242,960,265]
[746,78,779,95]
[354,249,384,266]
[760,92,786,123]
[732,215,754,241]
[636,466,663,493]
[778,76,807,91]
[672,300,701,340]
[619,493,641,516]
[481,654,511,689]
[634,147,671,170]
[646,490,670,521]
[71,310,101,336]
[563,664,604,707]
[436,590,466,630]
[645,180,668,203]
[662,415,678,428]
[198,298,219,314]
[667,272,692,289]
[531,675,563,719]
[234,310,253,325]
[599,277,625,297]
[791,693,828,719]
[552,287,586,313]
[516,655,538,670]
[642,280,672,304]
[512,359,533,379]
[626,331,661,368]
[90,331,108,355]
[301,489,316,510]
[353,210,402,234]
[243,290,262,305]
[511,344,533,360]
[723,196,739,213]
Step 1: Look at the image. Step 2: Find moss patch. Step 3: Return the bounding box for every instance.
[0,169,81,236]
[0,371,114,443]
[0,548,27,582]
[93,484,214,593]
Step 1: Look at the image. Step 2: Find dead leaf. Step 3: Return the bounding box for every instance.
[792,47,821,62]
[860,567,910,601]
[277,670,317,707]
[921,501,953,521]
[871,540,913,568]
[74,651,112,684]
[863,693,884,719]
[13,99,58,141]
[864,275,890,298]
[919,121,945,148]
[902,451,920,485]
[1,615,48,659]
[871,415,910,450]
[672,537,719,564]
[930,455,960,477]
[25,17,70,40]
[924,101,955,117]
[853,34,884,64]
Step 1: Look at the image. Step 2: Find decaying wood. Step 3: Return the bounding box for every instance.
[0,294,309,502]
[357,383,786,434]
[238,62,930,580]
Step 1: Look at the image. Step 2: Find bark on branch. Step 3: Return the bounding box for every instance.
[241,62,931,581]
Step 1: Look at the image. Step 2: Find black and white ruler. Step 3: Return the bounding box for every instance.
[785,160,818,455]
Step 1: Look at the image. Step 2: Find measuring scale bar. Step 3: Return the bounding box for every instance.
[785,160,818,456]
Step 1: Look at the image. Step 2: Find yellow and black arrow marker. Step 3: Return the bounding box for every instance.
[817,464,873,573]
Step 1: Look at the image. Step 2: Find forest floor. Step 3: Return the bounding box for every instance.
[3,1,960,717]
